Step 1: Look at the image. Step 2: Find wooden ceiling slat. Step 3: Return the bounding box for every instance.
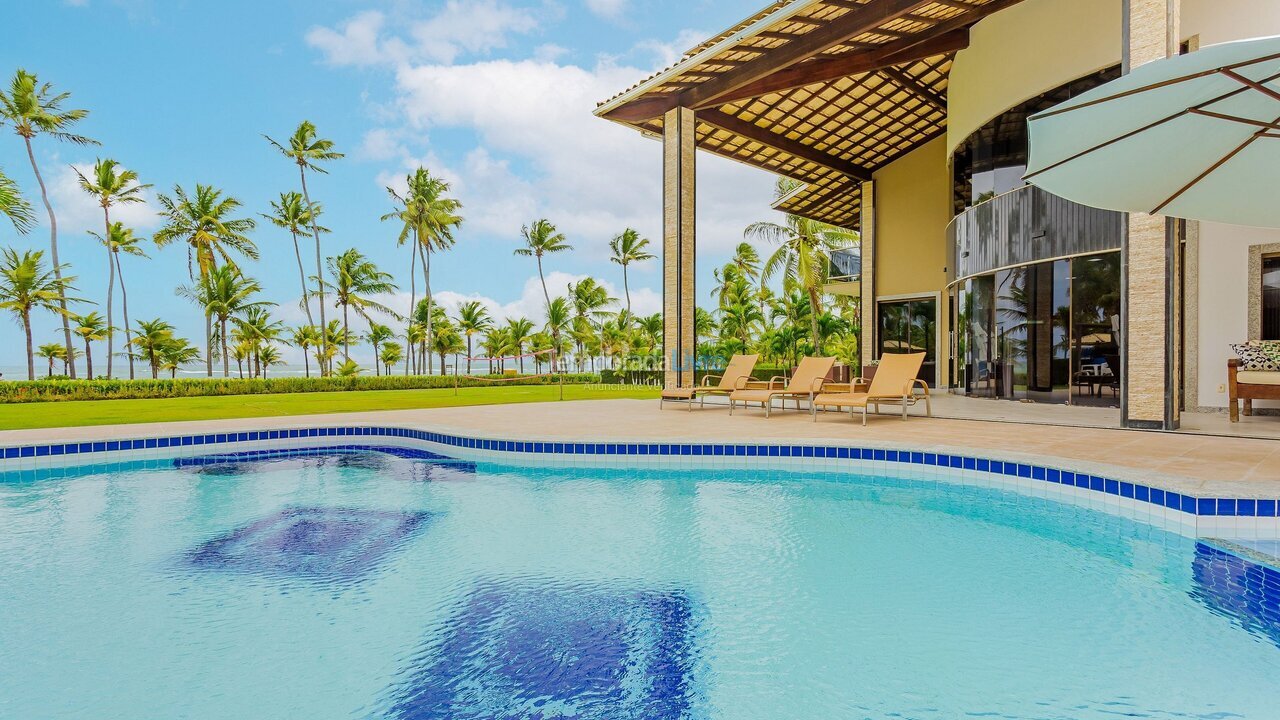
[698,108,874,180]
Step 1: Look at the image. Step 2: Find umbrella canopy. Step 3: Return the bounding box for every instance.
[1025,35,1280,229]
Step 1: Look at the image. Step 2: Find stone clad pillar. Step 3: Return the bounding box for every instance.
[1122,0,1181,429]
[859,181,876,371]
[663,106,696,389]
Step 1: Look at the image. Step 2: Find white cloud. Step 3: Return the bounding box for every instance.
[634,29,709,70]
[46,162,159,237]
[306,2,537,68]
[585,0,628,21]
[357,128,406,162]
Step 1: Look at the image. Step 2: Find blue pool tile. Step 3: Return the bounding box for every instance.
[964,457,977,471]
[1031,465,1045,480]
[185,506,436,583]
[1135,485,1150,503]
[1217,499,1237,517]
[386,580,701,720]
[1181,495,1196,514]
[1089,476,1103,492]
[1258,500,1277,517]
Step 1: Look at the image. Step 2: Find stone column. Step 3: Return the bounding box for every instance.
[662,106,696,389]
[859,180,876,371]
[1121,0,1180,429]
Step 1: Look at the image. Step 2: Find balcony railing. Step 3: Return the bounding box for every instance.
[947,184,1123,282]
[828,248,862,283]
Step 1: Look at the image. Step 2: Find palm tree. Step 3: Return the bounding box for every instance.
[609,228,654,315]
[746,179,858,354]
[568,277,614,371]
[320,248,398,362]
[130,318,175,379]
[365,323,394,376]
[36,342,65,378]
[159,337,201,379]
[319,320,346,374]
[290,324,322,379]
[266,121,343,359]
[432,322,465,375]
[230,339,252,379]
[406,322,426,375]
[544,297,571,373]
[87,222,147,379]
[505,317,535,373]
[383,168,463,375]
[155,184,256,375]
[0,249,79,380]
[179,265,268,378]
[0,167,34,233]
[258,344,284,378]
[263,191,324,328]
[455,301,491,375]
[1,70,98,376]
[481,328,506,374]
[154,184,258,283]
[76,158,149,379]
[73,311,108,380]
[379,341,403,376]
[515,219,571,313]
[233,306,283,378]
[335,358,361,377]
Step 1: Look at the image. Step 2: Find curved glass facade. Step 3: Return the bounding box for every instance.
[948,67,1125,407]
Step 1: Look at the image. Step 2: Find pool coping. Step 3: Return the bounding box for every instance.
[1,423,1276,524]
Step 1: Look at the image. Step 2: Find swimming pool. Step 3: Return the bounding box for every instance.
[2,439,1279,719]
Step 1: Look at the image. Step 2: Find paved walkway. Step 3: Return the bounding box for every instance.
[3,398,1278,499]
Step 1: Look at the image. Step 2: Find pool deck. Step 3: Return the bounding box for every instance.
[2,397,1278,500]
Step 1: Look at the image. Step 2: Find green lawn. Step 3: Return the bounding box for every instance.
[0,384,659,430]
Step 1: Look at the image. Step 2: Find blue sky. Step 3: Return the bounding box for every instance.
[0,0,783,371]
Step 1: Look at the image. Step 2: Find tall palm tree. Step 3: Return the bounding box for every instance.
[365,322,394,376]
[0,248,79,380]
[515,218,571,313]
[0,167,34,233]
[1,70,98,376]
[87,222,147,379]
[432,322,465,375]
[265,121,343,358]
[321,248,398,362]
[73,311,108,380]
[155,184,256,375]
[179,265,268,378]
[258,344,284,378]
[76,158,149,379]
[481,328,507,374]
[263,191,324,328]
[568,277,614,371]
[383,167,463,375]
[454,301,491,375]
[289,324,322,379]
[609,228,653,315]
[746,179,858,354]
[154,184,257,282]
[130,318,175,379]
[233,306,283,378]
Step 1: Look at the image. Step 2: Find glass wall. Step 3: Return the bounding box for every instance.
[952,252,1119,406]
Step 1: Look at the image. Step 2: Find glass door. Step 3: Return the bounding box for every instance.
[877,298,937,386]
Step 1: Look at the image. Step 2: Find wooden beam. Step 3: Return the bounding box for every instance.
[878,67,946,111]
[697,27,969,108]
[697,108,874,181]
[681,0,936,110]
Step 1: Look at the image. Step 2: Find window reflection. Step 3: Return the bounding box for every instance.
[951,253,1120,407]
[878,298,937,385]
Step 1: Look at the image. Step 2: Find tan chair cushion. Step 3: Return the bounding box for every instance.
[661,388,697,399]
[1237,370,1280,386]
[813,392,870,408]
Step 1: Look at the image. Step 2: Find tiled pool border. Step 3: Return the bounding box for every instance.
[1,424,1274,522]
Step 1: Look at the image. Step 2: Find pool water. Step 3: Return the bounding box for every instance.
[1,446,1278,719]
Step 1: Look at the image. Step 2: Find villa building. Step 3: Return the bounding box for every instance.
[596,0,1280,430]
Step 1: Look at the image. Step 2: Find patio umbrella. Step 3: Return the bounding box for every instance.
[1025,35,1280,229]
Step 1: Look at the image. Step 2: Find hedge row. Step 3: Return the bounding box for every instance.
[0,373,603,404]
[600,366,796,385]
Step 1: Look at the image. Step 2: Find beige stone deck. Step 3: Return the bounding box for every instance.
[3,396,1277,500]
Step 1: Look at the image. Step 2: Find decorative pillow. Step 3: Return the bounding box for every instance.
[1232,342,1280,371]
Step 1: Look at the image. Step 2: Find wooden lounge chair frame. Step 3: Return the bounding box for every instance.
[728,356,836,418]
[660,354,760,411]
[811,352,932,425]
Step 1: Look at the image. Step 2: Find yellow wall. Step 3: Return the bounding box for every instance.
[872,136,950,298]
[947,0,1121,156]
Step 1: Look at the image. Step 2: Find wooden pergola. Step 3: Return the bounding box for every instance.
[595,0,1023,386]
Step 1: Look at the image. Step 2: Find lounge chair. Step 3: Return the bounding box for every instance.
[660,354,760,411]
[729,356,836,417]
[811,352,931,425]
